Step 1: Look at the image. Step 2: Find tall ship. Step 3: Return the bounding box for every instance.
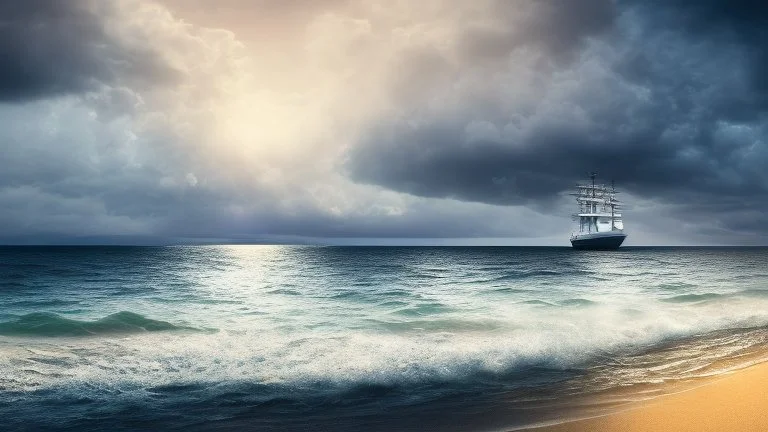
[570,173,627,250]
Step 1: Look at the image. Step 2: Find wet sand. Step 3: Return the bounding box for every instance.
[530,361,768,432]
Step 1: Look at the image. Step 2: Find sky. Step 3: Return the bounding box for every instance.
[0,0,766,246]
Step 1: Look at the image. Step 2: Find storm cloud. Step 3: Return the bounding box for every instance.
[0,0,766,244]
[346,0,768,239]
[0,0,177,101]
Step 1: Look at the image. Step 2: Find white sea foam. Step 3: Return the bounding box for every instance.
[2,246,768,431]
[4,292,768,397]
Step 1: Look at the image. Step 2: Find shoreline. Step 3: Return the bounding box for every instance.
[525,360,768,432]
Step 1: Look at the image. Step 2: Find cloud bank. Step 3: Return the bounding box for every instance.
[0,0,765,244]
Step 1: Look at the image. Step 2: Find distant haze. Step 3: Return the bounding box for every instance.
[1,0,766,245]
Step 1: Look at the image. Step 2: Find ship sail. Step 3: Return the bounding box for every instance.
[570,173,627,250]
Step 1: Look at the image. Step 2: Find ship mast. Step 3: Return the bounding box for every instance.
[570,173,628,249]
[571,173,622,234]
[571,172,626,236]
[589,172,596,232]
[611,180,615,231]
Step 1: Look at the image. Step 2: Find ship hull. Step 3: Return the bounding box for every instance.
[570,233,626,250]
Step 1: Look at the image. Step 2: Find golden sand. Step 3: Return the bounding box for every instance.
[531,362,768,432]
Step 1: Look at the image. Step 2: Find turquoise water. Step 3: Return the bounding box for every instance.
[2,246,768,431]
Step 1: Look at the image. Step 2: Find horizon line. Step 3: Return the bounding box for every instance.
[2,243,767,248]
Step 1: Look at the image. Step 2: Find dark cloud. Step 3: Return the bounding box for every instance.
[1,0,767,244]
[0,0,176,102]
[459,0,616,62]
[622,0,768,115]
[655,0,768,108]
[641,0,768,39]
[346,0,768,240]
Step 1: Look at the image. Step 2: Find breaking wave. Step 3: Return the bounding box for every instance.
[2,245,768,431]
[0,311,193,337]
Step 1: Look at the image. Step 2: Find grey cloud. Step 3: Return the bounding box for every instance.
[347,0,768,239]
[0,0,177,102]
[391,1,616,107]
[620,0,768,119]
[669,0,768,107]
[2,0,767,244]
[459,0,616,62]
[637,0,768,44]
[0,93,541,245]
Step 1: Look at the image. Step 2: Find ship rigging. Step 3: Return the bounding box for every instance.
[569,172,627,250]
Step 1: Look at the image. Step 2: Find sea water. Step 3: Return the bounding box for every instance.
[1,246,768,431]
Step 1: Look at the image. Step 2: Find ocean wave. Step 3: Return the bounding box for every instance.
[5,324,768,432]
[661,293,724,303]
[488,287,535,294]
[3,246,768,431]
[487,270,563,282]
[266,288,302,296]
[740,289,768,298]
[4,299,82,308]
[0,311,193,337]
[519,300,557,307]
[12,319,764,394]
[655,282,698,291]
[364,318,505,332]
[560,298,597,307]
[661,290,768,304]
[389,303,455,316]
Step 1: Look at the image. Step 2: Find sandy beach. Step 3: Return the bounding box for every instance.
[531,361,768,432]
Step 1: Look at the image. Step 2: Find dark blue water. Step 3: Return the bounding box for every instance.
[2,246,768,431]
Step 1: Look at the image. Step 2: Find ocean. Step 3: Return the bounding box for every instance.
[1,246,768,431]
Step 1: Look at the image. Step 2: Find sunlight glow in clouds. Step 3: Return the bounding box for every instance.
[0,0,766,244]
